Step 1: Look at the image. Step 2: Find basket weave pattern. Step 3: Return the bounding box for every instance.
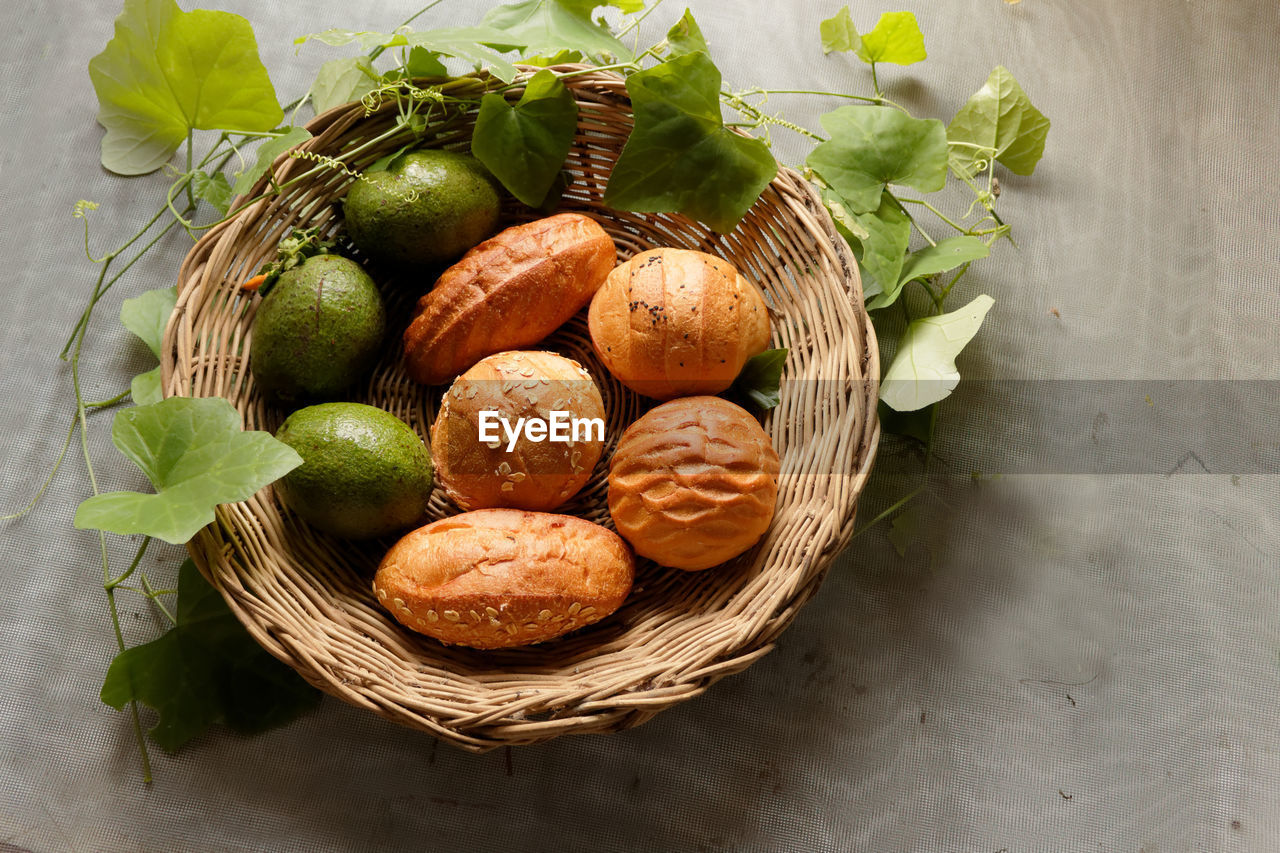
[164,68,880,751]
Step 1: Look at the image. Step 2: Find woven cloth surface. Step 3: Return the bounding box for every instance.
[1,1,1277,850]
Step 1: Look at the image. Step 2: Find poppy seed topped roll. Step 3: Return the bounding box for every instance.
[587,248,771,400]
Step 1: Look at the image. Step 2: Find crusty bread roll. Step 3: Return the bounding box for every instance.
[608,396,779,571]
[374,509,635,649]
[432,350,606,511]
[588,248,771,400]
[403,213,616,385]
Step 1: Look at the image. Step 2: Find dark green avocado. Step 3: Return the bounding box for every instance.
[274,402,434,540]
[343,149,502,268]
[249,254,385,402]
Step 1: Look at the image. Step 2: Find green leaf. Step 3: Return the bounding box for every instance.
[517,48,585,66]
[232,127,313,198]
[121,286,177,359]
[405,46,448,78]
[121,285,176,405]
[74,397,302,545]
[472,69,579,207]
[604,51,778,233]
[310,56,379,115]
[948,66,1050,176]
[880,294,994,411]
[806,106,947,213]
[296,27,521,83]
[822,189,870,242]
[130,368,164,406]
[88,0,282,175]
[481,0,640,60]
[867,234,989,310]
[820,6,859,54]
[877,399,934,444]
[855,11,926,66]
[667,8,709,57]
[728,348,788,410]
[844,193,911,302]
[100,559,321,751]
[190,170,232,215]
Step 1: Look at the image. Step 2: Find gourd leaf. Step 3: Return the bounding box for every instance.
[947,65,1050,177]
[89,0,283,175]
[190,171,232,215]
[472,69,579,207]
[74,397,302,545]
[604,51,777,233]
[296,27,520,83]
[830,192,911,302]
[100,559,321,752]
[867,234,990,310]
[855,11,926,66]
[820,6,860,54]
[666,8,709,57]
[806,106,947,214]
[728,348,789,410]
[880,294,994,411]
[480,0,642,61]
[120,286,177,405]
[310,56,380,115]
[231,127,313,198]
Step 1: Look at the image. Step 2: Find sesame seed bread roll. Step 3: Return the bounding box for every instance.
[403,213,617,385]
[608,396,780,571]
[374,509,635,649]
[432,350,606,511]
[587,248,771,400]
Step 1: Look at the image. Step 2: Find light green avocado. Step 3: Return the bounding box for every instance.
[274,402,434,540]
[249,254,385,402]
[344,149,502,268]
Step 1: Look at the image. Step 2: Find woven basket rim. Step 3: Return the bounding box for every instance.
[162,65,881,751]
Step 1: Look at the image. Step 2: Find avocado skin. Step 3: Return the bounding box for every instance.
[249,255,385,402]
[344,149,502,268]
[275,402,434,540]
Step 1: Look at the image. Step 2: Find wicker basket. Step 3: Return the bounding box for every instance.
[163,67,880,751]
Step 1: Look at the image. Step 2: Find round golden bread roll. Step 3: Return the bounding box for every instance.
[432,351,606,511]
[607,396,780,571]
[374,509,635,649]
[403,213,616,385]
[587,248,771,400]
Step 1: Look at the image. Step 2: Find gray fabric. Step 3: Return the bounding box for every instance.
[2,0,1278,850]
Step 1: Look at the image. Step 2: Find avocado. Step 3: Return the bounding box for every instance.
[344,149,502,268]
[249,254,385,402]
[274,402,434,540]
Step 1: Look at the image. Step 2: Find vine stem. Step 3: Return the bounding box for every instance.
[749,88,880,104]
[69,254,153,784]
[896,196,969,234]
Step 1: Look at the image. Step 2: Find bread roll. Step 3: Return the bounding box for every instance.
[588,248,771,400]
[608,396,779,571]
[403,213,616,385]
[374,509,635,649]
[432,350,606,511]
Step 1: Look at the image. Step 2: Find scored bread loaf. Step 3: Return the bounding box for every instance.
[607,396,780,571]
[587,248,771,400]
[432,350,606,512]
[403,213,617,385]
[374,509,635,649]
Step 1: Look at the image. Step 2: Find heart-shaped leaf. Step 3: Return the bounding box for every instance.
[604,51,777,233]
[807,106,947,213]
[74,397,302,544]
[89,0,282,175]
[881,294,994,411]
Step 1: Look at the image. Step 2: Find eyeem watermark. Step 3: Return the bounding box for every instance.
[478,411,605,452]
